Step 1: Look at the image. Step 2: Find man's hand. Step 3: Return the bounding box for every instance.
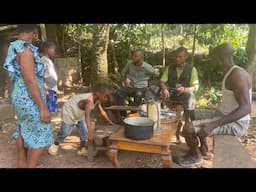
[143,86,149,91]
[124,78,132,87]
[177,86,186,94]
[198,122,216,137]
[162,88,170,99]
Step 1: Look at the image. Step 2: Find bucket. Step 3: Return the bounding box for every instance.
[128,112,140,118]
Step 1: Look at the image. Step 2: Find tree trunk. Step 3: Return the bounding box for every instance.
[59,24,66,55]
[246,24,256,91]
[191,24,197,66]
[39,24,46,42]
[45,24,61,54]
[161,24,166,68]
[109,42,118,74]
[45,24,58,43]
[90,24,110,85]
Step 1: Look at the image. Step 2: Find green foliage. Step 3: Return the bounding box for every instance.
[195,86,220,108]
[66,24,94,47]
[63,24,249,87]
[109,24,152,67]
[233,47,248,68]
[194,24,248,50]
[209,87,218,103]
[194,57,223,88]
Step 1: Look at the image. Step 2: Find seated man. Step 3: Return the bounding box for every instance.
[116,49,159,110]
[48,83,114,156]
[177,43,252,167]
[159,47,199,143]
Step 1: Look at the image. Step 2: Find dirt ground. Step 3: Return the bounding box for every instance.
[0,89,255,168]
[0,118,215,168]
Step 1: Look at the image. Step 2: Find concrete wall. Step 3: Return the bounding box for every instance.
[54,57,82,88]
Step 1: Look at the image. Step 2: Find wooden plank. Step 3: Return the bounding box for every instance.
[117,141,162,153]
[95,124,122,132]
[105,105,140,111]
[109,121,177,146]
[213,135,256,168]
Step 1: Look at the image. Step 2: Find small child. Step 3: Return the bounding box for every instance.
[40,41,58,113]
[48,83,114,156]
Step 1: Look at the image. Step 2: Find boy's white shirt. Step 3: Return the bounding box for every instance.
[61,93,95,124]
[41,56,58,91]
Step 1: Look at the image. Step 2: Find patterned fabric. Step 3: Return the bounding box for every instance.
[46,89,58,112]
[3,40,53,148]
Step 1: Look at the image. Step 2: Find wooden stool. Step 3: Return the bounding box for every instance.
[87,124,121,161]
[163,99,184,143]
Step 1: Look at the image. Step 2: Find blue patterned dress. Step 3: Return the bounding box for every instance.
[3,40,54,148]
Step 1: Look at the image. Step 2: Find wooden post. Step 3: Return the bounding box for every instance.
[191,24,197,66]
[39,24,47,42]
[87,140,95,162]
[161,24,166,68]
[78,43,83,85]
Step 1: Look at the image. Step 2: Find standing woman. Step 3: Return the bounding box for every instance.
[40,41,58,113]
[3,24,53,168]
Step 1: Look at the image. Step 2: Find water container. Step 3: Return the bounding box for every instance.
[147,101,161,131]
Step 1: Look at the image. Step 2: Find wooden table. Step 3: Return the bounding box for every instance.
[105,105,140,123]
[108,119,178,168]
[105,105,140,111]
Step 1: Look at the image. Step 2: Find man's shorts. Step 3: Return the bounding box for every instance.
[192,118,250,137]
[191,108,249,137]
[171,91,196,111]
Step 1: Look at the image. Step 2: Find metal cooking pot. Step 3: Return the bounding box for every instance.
[123,117,154,140]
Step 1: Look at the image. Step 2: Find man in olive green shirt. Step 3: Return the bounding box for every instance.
[159,47,199,143]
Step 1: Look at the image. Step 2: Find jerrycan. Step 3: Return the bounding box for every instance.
[147,100,161,131]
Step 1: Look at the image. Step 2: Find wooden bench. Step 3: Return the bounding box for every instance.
[212,135,256,168]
